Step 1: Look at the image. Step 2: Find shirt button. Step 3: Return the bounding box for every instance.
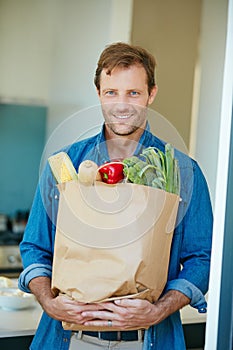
[54,194,59,199]
[199,307,207,313]
[63,337,69,342]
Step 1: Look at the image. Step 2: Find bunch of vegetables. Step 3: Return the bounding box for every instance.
[48,144,180,196]
[123,144,180,195]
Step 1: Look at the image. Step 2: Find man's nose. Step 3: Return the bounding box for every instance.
[114,94,131,111]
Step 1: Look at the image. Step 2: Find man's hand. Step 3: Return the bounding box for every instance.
[82,290,190,329]
[42,294,105,325]
[28,276,104,325]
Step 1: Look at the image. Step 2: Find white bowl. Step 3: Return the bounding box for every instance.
[0,287,36,310]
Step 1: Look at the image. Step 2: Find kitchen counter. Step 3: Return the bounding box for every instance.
[181,304,206,324]
[0,301,42,338]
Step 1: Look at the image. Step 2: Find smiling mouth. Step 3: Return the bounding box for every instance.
[114,115,131,119]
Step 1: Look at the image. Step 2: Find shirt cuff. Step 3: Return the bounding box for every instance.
[165,278,207,313]
[18,263,52,293]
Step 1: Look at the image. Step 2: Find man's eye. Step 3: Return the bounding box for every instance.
[130,91,139,96]
[105,91,115,96]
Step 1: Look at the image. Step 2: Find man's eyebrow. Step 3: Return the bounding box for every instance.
[101,88,144,93]
[102,88,117,92]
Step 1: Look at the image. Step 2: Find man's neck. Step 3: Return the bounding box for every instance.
[104,126,145,160]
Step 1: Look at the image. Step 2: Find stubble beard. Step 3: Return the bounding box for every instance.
[106,122,141,137]
[103,105,148,137]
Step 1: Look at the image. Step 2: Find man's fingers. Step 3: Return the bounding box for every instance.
[114,298,146,308]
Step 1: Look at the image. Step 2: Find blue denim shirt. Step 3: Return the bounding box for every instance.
[18,124,213,350]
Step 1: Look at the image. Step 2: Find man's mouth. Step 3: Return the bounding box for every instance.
[114,115,131,119]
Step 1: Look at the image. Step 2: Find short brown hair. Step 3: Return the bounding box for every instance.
[94,42,156,94]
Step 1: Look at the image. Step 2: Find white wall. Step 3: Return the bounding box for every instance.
[190,0,229,205]
[0,0,133,147]
[0,0,54,103]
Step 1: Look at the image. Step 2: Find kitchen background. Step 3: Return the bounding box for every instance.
[0,0,232,349]
[0,0,226,216]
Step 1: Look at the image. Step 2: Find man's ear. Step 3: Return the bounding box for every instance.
[148,85,158,105]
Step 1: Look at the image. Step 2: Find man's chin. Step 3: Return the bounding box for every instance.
[107,121,146,136]
[110,126,138,136]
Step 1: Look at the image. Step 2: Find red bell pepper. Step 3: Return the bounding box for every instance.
[98,162,124,184]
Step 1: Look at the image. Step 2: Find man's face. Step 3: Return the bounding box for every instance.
[97,64,157,138]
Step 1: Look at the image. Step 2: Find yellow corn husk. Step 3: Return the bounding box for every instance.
[48,152,78,184]
[60,162,73,182]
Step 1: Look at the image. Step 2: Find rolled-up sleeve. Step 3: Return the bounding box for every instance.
[18,263,52,293]
[165,278,207,313]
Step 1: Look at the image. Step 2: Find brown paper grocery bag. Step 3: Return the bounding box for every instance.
[51,180,179,331]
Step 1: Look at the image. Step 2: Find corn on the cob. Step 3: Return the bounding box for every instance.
[48,152,78,183]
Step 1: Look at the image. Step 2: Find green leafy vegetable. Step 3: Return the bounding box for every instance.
[123,144,180,195]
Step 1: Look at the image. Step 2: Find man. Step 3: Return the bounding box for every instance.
[19,42,213,349]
